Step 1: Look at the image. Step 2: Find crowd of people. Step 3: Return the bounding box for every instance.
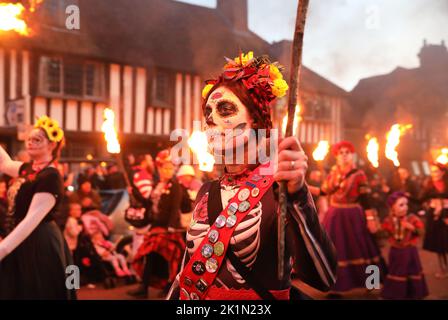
[307,146,448,299]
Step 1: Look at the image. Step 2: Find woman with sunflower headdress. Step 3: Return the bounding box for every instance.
[0,116,75,299]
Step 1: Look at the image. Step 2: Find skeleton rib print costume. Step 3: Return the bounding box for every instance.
[187,174,264,286]
[167,52,337,300]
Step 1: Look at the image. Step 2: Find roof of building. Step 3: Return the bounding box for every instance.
[348,41,448,130]
[3,0,347,97]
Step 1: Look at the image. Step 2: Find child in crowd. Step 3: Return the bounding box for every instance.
[63,203,83,254]
[81,210,131,277]
[381,192,428,300]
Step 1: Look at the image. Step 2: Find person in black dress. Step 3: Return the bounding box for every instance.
[420,163,448,278]
[0,115,75,299]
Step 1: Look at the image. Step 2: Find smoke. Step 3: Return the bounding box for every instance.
[245,0,448,91]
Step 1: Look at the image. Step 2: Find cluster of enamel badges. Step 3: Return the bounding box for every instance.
[179,166,274,300]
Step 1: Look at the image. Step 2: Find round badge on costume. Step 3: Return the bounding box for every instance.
[201,244,214,258]
[183,277,193,287]
[226,214,237,228]
[251,187,260,198]
[227,202,238,215]
[214,241,225,256]
[238,188,250,201]
[192,261,206,275]
[205,258,219,273]
[238,200,250,212]
[215,215,226,228]
[208,229,219,244]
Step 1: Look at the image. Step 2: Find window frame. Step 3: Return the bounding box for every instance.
[151,68,175,108]
[38,55,106,102]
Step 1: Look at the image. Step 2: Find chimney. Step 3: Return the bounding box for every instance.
[418,39,448,70]
[217,0,248,32]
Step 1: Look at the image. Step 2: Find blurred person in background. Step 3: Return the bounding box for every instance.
[70,178,102,212]
[390,167,420,214]
[176,164,201,228]
[63,202,83,254]
[321,141,384,295]
[128,149,186,298]
[105,164,127,189]
[420,163,448,278]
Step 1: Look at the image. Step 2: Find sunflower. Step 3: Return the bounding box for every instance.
[34,115,50,128]
[46,119,59,129]
[48,128,64,142]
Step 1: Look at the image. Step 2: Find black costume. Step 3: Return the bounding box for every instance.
[0,163,75,299]
[421,178,448,254]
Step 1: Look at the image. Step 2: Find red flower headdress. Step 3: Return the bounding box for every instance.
[202,51,289,129]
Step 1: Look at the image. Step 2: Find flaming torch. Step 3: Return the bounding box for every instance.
[312,140,329,162]
[385,124,412,167]
[436,148,448,165]
[281,104,301,137]
[188,130,215,172]
[366,136,379,168]
[0,1,43,36]
[0,3,28,35]
[101,108,131,187]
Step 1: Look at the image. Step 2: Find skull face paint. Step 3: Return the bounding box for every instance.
[204,86,253,155]
[26,128,53,159]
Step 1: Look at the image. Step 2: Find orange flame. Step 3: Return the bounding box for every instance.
[366,136,379,168]
[282,104,301,136]
[188,131,215,172]
[312,140,329,162]
[29,0,43,12]
[0,1,43,36]
[385,124,412,167]
[101,108,121,154]
[0,3,28,35]
[436,148,448,165]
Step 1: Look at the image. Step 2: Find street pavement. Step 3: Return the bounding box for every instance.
[77,244,448,300]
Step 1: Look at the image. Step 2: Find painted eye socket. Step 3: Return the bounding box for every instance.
[27,135,44,144]
[217,100,238,117]
[204,105,215,126]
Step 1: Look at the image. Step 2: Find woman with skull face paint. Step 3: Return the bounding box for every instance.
[0,115,75,299]
[320,141,385,294]
[167,52,337,300]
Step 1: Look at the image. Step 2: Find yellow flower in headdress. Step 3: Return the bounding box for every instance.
[234,51,254,66]
[46,118,59,129]
[269,64,283,80]
[271,78,289,98]
[34,115,50,129]
[34,115,64,142]
[48,127,64,143]
[202,84,214,99]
